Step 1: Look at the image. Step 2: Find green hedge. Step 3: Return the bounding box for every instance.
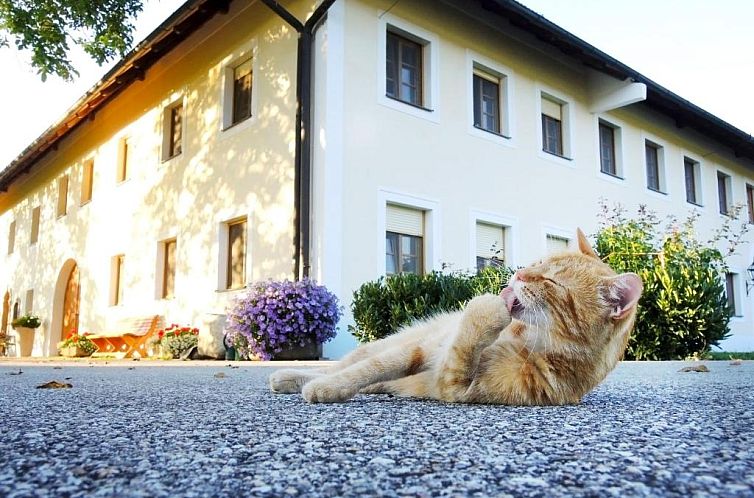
[349,265,513,343]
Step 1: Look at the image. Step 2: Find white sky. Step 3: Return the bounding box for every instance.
[1,0,752,167]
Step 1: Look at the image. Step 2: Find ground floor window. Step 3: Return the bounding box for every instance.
[386,204,424,275]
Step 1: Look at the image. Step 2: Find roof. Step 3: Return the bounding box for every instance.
[2,0,753,192]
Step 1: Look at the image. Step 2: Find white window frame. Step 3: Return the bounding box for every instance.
[378,189,440,277]
[377,14,440,123]
[217,212,252,292]
[469,210,518,270]
[110,254,125,307]
[682,153,703,207]
[541,224,573,259]
[595,116,625,181]
[717,169,734,217]
[219,38,259,135]
[725,271,743,319]
[155,237,178,300]
[536,85,574,166]
[161,94,186,163]
[466,50,515,147]
[643,135,668,197]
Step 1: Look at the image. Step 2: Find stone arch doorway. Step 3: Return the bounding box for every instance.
[51,260,80,354]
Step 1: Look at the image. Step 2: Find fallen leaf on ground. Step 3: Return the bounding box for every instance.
[214,372,227,378]
[36,381,73,389]
[679,365,710,373]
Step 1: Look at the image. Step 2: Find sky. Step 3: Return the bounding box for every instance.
[1,0,752,167]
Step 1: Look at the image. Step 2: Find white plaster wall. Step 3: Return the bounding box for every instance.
[313,0,754,356]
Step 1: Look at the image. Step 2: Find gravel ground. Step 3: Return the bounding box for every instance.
[0,360,752,497]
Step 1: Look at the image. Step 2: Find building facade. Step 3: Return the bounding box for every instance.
[2,0,753,358]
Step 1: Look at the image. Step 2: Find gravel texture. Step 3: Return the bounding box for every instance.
[0,360,752,497]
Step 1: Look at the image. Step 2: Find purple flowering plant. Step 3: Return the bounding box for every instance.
[225,279,342,360]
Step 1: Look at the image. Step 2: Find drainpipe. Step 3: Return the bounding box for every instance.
[260,0,337,280]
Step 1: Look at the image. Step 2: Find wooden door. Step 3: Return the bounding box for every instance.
[62,265,80,340]
[1,290,9,336]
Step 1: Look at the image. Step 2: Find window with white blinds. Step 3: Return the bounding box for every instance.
[541,97,562,120]
[476,222,505,268]
[546,234,569,254]
[386,204,424,275]
[386,205,424,236]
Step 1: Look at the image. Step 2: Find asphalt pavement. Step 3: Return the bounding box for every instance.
[0,360,752,497]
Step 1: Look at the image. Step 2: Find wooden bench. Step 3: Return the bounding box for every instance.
[88,316,163,359]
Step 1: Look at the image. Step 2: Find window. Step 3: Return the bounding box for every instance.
[645,141,665,193]
[231,59,252,126]
[473,71,501,134]
[163,103,183,160]
[541,96,563,156]
[747,184,754,224]
[56,175,69,217]
[599,122,617,176]
[116,138,129,183]
[81,159,94,204]
[718,171,732,215]
[7,220,15,255]
[386,31,423,107]
[161,238,177,299]
[725,273,740,316]
[24,289,33,314]
[226,218,247,289]
[111,255,125,306]
[30,207,40,245]
[684,157,701,205]
[546,234,569,254]
[386,204,424,275]
[476,222,505,270]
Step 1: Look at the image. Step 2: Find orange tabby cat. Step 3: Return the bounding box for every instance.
[269,229,642,405]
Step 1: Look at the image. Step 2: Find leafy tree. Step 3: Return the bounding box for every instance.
[595,200,749,360]
[0,0,143,80]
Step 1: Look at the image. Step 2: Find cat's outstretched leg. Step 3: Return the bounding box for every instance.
[269,340,390,394]
[269,369,326,393]
[436,293,510,401]
[301,343,425,403]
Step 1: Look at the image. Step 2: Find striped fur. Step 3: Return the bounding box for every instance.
[270,229,642,405]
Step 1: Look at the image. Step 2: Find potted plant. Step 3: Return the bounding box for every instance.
[11,314,41,357]
[57,332,97,357]
[225,279,341,361]
[157,324,199,359]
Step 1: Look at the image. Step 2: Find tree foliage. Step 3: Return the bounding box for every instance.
[0,0,144,80]
[595,200,749,360]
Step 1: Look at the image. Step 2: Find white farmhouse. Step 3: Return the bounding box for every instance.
[1,0,753,358]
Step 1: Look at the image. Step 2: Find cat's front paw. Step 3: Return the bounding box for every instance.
[269,369,308,394]
[301,378,357,403]
[464,293,511,331]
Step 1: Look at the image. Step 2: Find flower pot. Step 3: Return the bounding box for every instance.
[14,326,36,357]
[59,345,91,357]
[273,342,322,361]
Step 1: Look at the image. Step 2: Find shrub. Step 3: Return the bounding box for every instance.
[12,314,41,329]
[595,201,748,360]
[349,265,514,343]
[225,279,341,360]
[157,324,199,359]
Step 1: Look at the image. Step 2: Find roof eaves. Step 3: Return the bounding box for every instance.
[0,0,232,193]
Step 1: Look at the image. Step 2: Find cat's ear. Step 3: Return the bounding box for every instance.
[601,273,643,320]
[576,228,599,259]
